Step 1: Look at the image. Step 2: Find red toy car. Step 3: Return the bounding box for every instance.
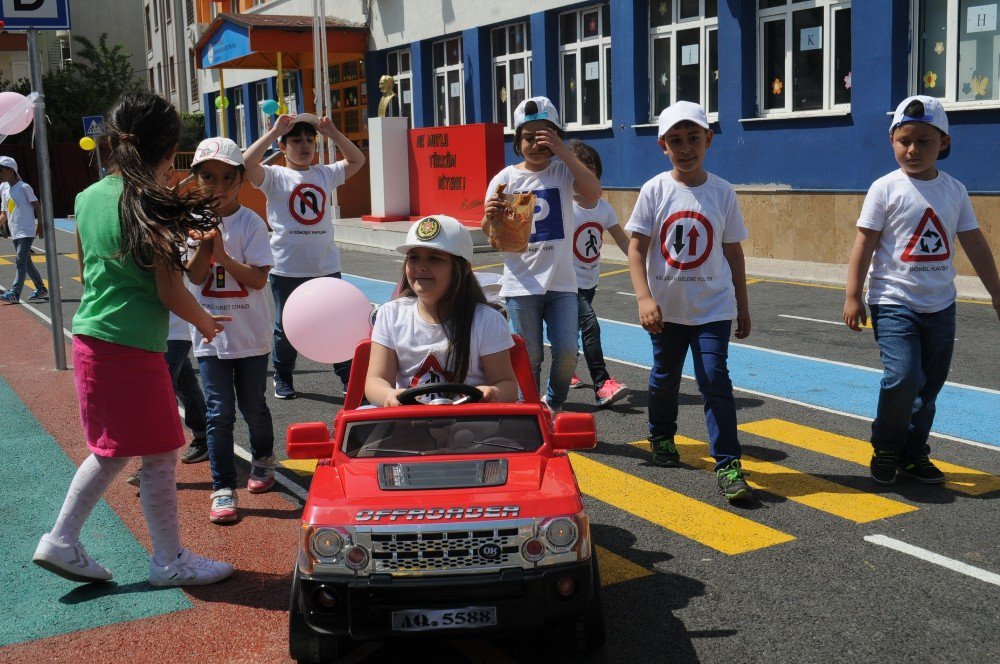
[286,337,605,662]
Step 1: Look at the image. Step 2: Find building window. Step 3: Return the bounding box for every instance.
[169,56,177,92]
[186,0,194,26]
[386,48,413,127]
[190,50,199,103]
[492,22,532,130]
[649,1,719,120]
[757,0,851,115]
[59,35,72,67]
[432,37,464,126]
[151,0,159,29]
[559,4,612,128]
[148,68,155,92]
[165,0,172,23]
[233,87,246,148]
[283,72,298,115]
[255,81,270,138]
[145,6,153,52]
[915,0,999,105]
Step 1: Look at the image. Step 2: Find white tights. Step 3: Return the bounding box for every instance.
[49,450,183,566]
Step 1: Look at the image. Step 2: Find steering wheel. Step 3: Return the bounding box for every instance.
[397,382,484,405]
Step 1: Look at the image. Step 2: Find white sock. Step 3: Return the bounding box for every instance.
[140,450,183,566]
[50,454,128,545]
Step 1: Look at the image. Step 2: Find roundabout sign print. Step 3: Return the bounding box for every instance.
[658,210,714,270]
[289,183,326,225]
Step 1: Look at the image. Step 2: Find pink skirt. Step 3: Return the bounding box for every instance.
[73,335,185,458]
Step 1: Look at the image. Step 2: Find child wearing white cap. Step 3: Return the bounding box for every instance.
[366,215,517,407]
[844,95,1000,487]
[625,100,753,503]
[0,156,46,303]
[243,112,366,400]
[482,96,602,416]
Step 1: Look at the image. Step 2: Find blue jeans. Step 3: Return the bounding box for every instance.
[869,303,956,461]
[269,273,352,388]
[506,291,579,409]
[648,320,741,469]
[165,340,207,438]
[198,353,274,491]
[577,287,610,391]
[10,236,44,296]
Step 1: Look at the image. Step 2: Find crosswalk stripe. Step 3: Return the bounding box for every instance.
[569,452,795,555]
[596,545,654,586]
[631,437,917,523]
[739,419,1000,496]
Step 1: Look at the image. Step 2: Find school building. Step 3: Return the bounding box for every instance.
[194,0,999,275]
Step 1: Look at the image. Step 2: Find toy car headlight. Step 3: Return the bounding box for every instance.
[542,517,578,550]
[311,528,345,560]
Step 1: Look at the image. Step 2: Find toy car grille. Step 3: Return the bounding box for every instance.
[370,528,521,573]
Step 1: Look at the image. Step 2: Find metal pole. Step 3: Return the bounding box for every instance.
[94,142,103,179]
[27,30,68,370]
[219,69,227,137]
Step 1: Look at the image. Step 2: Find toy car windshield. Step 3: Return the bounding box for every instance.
[344,415,544,458]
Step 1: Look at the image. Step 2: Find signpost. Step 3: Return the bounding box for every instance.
[0,0,71,370]
[82,114,104,178]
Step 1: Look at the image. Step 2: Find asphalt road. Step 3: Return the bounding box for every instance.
[3,226,999,663]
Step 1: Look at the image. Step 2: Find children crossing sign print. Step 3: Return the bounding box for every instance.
[901,208,951,262]
[658,210,715,270]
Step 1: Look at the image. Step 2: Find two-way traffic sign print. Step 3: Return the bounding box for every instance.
[658,210,714,270]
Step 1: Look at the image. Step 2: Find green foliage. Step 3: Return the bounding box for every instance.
[179,112,206,151]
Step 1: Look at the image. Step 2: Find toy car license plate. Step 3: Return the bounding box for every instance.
[391,607,497,632]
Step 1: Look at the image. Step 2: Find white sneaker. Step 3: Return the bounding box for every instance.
[32,533,112,583]
[148,547,234,587]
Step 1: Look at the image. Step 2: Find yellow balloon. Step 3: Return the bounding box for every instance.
[79,136,96,151]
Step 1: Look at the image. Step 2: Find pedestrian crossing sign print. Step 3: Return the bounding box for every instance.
[82,115,105,138]
[901,207,951,262]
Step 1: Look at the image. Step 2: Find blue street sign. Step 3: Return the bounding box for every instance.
[82,115,105,138]
[0,0,71,30]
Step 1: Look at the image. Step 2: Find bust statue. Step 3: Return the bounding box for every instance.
[377,74,398,117]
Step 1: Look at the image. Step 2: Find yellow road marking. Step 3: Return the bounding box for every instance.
[71,276,81,283]
[599,268,630,278]
[66,253,79,261]
[472,263,504,271]
[596,545,654,586]
[280,458,319,476]
[0,257,11,266]
[569,452,794,554]
[632,437,916,523]
[745,278,762,285]
[740,419,1000,496]
[30,256,45,264]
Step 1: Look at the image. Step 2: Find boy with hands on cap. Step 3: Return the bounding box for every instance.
[0,156,47,303]
[843,95,1000,487]
[625,101,753,503]
[242,113,366,400]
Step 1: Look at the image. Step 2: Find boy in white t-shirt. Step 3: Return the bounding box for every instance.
[0,156,47,303]
[187,138,276,524]
[565,140,631,407]
[243,112,366,400]
[626,101,753,503]
[844,96,1000,487]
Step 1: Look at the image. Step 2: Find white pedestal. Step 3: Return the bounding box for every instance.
[366,117,410,221]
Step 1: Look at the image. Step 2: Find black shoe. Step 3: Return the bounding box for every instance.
[717,459,753,502]
[649,435,680,467]
[274,373,297,399]
[898,456,945,484]
[870,450,899,485]
[181,438,209,464]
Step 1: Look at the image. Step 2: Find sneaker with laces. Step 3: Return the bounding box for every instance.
[540,396,561,419]
[569,374,583,389]
[32,533,112,583]
[870,449,899,485]
[209,488,238,524]
[181,437,209,464]
[125,467,141,487]
[649,435,680,467]
[717,459,753,502]
[0,291,19,303]
[273,373,297,399]
[148,547,234,587]
[898,456,945,484]
[595,377,629,407]
[28,288,48,301]
[247,455,276,493]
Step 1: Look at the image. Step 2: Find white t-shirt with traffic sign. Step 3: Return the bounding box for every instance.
[257,161,346,277]
[625,172,749,326]
[572,198,620,291]
[189,206,274,359]
[484,160,578,297]
[371,297,514,391]
[3,181,38,240]
[858,169,978,313]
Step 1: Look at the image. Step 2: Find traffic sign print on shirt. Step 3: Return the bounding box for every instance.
[901,207,951,263]
[288,183,326,225]
[658,210,715,270]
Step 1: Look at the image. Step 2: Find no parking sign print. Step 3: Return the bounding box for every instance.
[658,210,714,270]
[288,183,326,226]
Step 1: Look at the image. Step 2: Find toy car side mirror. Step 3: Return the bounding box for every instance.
[550,412,597,450]
[287,422,333,459]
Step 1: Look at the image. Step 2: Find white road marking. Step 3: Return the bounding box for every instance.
[778,314,841,326]
[864,535,1000,587]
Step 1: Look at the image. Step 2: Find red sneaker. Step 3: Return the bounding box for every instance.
[595,377,629,407]
[569,374,583,389]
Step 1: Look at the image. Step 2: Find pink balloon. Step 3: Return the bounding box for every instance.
[283,277,373,364]
[0,92,36,136]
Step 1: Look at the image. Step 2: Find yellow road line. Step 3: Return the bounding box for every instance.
[0,257,11,266]
[632,437,916,523]
[569,452,794,555]
[472,263,504,271]
[596,544,654,586]
[745,278,762,285]
[599,268,630,278]
[740,419,1000,496]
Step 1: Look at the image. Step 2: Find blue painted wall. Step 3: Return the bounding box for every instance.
[369,0,1000,193]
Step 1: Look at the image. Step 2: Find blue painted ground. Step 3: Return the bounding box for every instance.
[0,378,190,647]
[343,274,1000,447]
